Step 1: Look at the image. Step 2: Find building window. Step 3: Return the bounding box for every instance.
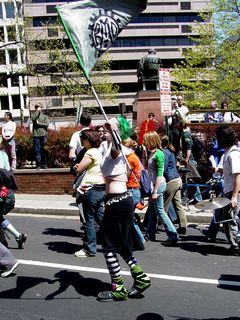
[0,50,6,64]
[162,15,176,23]
[48,28,58,37]
[0,75,7,87]
[12,95,21,109]
[7,26,16,42]
[0,4,2,19]
[0,27,4,42]
[11,75,19,86]
[181,25,191,33]
[46,5,57,14]
[164,37,177,46]
[52,98,62,107]
[5,2,15,19]
[150,38,164,46]
[8,49,18,64]
[0,96,9,110]
[181,2,191,10]
[33,16,57,27]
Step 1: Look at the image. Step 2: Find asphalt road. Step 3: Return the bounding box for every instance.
[0,214,239,320]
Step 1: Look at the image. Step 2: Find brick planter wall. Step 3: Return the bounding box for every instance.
[14,168,74,194]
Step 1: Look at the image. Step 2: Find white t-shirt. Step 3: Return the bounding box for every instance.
[223,146,240,193]
[2,121,16,139]
[69,131,82,156]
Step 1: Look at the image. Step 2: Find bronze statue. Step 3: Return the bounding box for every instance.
[137,48,162,81]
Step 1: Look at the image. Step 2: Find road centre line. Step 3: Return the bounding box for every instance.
[19,259,240,288]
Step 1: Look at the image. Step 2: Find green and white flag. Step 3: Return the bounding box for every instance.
[57,0,147,79]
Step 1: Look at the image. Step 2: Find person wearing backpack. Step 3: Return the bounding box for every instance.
[161,135,188,235]
[181,124,201,181]
[220,100,240,123]
[143,131,179,245]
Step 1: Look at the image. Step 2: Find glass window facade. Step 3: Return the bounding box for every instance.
[0,3,2,19]
[0,50,6,64]
[112,36,192,48]
[5,2,15,19]
[8,49,18,64]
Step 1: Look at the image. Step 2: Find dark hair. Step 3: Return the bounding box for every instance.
[4,111,13,120]
[221,100,228,109]
[160,134,175,152]
[80,129,101,148]
[34,103,43,110]
[80,111,91,127]
[95,125,105,132]
[148,112,155,118]
[216,126,238,148]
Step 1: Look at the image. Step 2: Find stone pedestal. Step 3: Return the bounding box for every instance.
[133,90,163,128]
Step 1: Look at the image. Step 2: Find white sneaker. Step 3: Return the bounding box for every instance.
[1,261,20,278]
[74,249,95,258]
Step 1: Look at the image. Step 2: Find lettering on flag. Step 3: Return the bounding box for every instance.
[57,0,147,78]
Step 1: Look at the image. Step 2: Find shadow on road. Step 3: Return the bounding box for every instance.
[179,241,229,256]
[172,317,240,320]
[42,228,82,238]
[0,276,50,299]
[218,274,240,292]
[137,313,164,320]
[45,270,110,300]
[44,241,82,254]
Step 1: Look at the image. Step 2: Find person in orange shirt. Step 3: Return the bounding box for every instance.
[122,138,145,244]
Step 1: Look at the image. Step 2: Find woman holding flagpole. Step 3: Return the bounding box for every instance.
[97,120,151,302]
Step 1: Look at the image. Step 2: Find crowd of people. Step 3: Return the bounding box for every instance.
[0,99,240,301]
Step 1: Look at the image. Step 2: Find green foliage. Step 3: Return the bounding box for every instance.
[24,18,118,108]
[172,0,240,109]
[15,126,78,168]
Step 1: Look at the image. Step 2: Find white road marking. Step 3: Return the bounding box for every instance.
[19,259,240,287]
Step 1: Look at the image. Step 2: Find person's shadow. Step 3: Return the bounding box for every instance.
[44,241,82,254]
[45,270,110,300]
[0,276,50,299]
[42,228,81,238]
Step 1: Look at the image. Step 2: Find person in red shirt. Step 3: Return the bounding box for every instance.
[138,113,161,145]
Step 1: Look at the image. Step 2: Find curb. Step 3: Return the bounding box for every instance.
[10,206,212,224]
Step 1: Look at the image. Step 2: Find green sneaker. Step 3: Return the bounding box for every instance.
[128,264,151,298]
[97,276,128,302]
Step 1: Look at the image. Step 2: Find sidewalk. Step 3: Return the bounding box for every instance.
[11,193,213,224]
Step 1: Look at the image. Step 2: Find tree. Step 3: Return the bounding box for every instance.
[2,5,118,117]
[24,17,119,116]
[172,0,240,109]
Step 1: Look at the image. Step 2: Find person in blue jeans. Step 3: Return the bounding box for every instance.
[73,129,105,257]
[143,131,179,245]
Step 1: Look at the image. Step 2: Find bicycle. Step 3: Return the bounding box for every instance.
[179,167,223,211]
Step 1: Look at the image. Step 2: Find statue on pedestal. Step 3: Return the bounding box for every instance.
[137,49,162,90]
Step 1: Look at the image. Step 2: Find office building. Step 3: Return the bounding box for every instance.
[1,0,209,118]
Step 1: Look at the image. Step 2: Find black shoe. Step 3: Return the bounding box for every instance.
[16,234,27,249]
[1,240,8,248]
[177,227,186,235]
[227,245,240,256]
[162,239,179,247]
[200,229,216,242]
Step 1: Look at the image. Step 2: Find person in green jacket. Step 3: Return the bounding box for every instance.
[31,103,50,169]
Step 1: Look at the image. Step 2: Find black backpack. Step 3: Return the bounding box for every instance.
[191,136,205,162]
